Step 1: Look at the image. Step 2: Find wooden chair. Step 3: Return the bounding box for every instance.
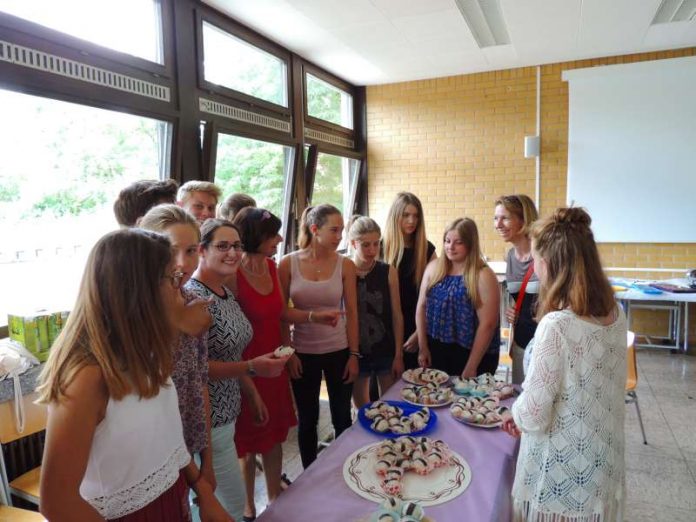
[0,392,46,507]
[0,504,45,521]
[625,331,647,445]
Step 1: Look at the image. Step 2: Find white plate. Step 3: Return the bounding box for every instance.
[343,442,471,507]
[402,368,450,386]
[451,416,502,429]
[402,397,453,408]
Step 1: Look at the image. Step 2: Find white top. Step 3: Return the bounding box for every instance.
[511,307,627,522]
[80,378,191,519]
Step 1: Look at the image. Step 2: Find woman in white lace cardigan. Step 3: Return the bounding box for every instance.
[502,207,627,522]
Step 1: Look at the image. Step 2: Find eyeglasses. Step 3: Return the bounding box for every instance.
[163,270,185,290]
[211,241,244,253]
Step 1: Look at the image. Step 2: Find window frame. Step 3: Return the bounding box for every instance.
[203,122,299,251]
[303,62,357,136]
[0,2,175,78]
[196,9,293,117]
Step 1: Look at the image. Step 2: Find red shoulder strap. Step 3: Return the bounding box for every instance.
[514,262,535,315]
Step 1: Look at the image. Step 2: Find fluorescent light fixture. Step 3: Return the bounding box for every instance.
[454,0,511,48]
[652,0,696,24]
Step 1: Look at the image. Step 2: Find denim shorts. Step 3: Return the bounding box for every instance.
[358,353,394,377]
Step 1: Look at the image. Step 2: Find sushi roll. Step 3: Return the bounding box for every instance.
[394,457,412,470]
[477,372,496,385]
[374,459,392,475]
[411,456,432,475]
[371,509,399,522]
[371,418,390,432]
[426,451,445,468]
[380,497,402,512]
[483,397,499,409]
[472,412,486,424]
[401,501,425,519]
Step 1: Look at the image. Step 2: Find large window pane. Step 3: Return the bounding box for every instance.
[0,89,171,328]
[203,22,288,107]
[306,73,353,129]
[311,152,360,247]
[0,0,164,64]
[213,134,294,248]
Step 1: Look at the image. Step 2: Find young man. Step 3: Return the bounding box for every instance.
[113,179,179,227]
[177,181,222,225]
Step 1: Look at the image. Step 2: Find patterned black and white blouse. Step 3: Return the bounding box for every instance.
[184,279,253,428]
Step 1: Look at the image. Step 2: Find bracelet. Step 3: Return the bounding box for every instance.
[349,351,362,359]
[308,311,314,323]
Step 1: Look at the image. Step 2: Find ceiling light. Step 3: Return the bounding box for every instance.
[652,0,696,24]
[454,0,511,48]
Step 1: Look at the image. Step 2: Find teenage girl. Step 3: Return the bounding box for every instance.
[348,215,404,407]
[382,192,436,370]
[278,204,359,469]
[416,218,500,377]
[38,229,230,521]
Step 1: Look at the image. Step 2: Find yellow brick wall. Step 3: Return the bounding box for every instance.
[366,48,696,348]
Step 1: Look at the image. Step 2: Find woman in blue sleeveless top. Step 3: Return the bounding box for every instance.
[416,218,500,377]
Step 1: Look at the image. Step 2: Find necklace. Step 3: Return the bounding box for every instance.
[355,258,376,276]
[242,259,267,277]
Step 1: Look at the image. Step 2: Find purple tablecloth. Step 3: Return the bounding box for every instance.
[257,381,519,522]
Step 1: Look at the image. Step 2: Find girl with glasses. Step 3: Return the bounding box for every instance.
[38,229,230,521]
[184,219,289,521]
[278,204,359,469]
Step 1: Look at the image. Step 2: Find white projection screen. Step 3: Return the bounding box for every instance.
[563,56,696,243]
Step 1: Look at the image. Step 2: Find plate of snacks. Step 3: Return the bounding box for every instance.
[357,497,435,522]
[451,373,514,400]
[358,400,437,438]
[343,436,471,507]
[450,396,509,429]
[402,368,449,386]
[401,384,452,407]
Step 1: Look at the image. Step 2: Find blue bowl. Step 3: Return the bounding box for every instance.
[357,400,438,439]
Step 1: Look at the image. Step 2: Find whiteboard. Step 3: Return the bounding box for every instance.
[563,56,696,243]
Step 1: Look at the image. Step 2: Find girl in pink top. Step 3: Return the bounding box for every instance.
[278,204,359,468]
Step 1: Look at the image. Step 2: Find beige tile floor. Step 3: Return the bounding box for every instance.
[252,349,696,520]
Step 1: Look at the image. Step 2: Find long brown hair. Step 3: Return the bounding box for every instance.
[427,218,487,308]
[297,204,341,249]
[383,192,428,287]
[532,207,615,321]
[37,229,175,403]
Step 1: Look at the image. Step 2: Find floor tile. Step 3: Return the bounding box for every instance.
[625,468,696,510]
[624,501,696,522]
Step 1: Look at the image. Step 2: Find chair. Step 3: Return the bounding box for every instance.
[625,331,647,445]
[0,392,46,507]
[0,504,45,521]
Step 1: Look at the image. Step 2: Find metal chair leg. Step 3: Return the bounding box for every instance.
[629,391,647,445]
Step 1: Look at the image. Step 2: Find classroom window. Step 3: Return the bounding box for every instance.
[306,73,353,129]
[202,21,288,107]
[0,0,165,64]
[311,152,360,247]
[0,89,172,328]
[213,133,294,247]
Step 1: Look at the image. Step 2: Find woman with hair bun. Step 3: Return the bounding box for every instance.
[278,204,359,469]
[494,194,539,383]
[502,207,627,522]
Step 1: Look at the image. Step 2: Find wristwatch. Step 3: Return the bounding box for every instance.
[247,360,257,377]
[349,351,363,359]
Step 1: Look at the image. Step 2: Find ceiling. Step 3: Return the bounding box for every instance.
[202,0,696,86]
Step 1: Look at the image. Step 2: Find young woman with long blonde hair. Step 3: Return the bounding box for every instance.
[416,218,500,377]
[382,192,436,370]
[38,229,230,522]
[502,207,626,521]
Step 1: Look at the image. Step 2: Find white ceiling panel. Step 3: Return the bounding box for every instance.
[578,0,661,52]
[370,0,454,19]
[203,0,696,86]
[501,0,582,58]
